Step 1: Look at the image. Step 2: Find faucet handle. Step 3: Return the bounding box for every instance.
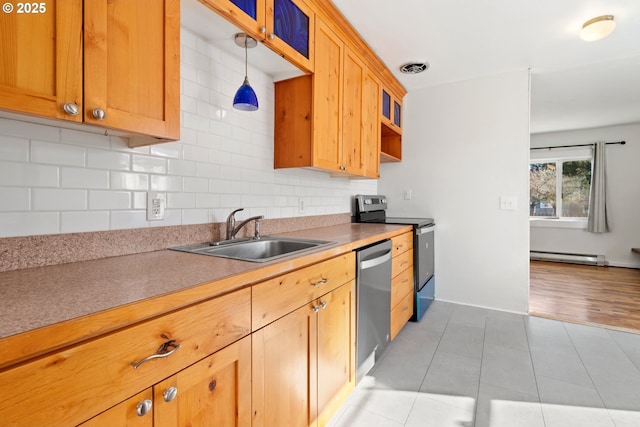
[254,216,264,238]
[230,208,244,216]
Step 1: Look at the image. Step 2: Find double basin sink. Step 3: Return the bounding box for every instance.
[171,236,334,263]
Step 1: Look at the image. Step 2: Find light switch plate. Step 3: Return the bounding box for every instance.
[500,196,517,210]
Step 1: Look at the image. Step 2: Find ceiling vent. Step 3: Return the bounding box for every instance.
[399,62,429,74]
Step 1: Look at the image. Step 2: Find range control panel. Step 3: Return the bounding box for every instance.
[355,195,388,213]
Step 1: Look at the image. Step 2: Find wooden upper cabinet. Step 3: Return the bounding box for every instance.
[199,0,314,72]
[380,88,403,163]
[274,18,380,178]
[84,0,180,142]
[312,18,343,174]
[0,0,83,122]
[381,88,402,132]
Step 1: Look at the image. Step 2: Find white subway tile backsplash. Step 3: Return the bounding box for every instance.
[167,159,196,176]
[0,188,29,211]
[0,118,59,141]
[89,191,131,210]
[0,136,29,161]
[150,142,182,159]
[110,172,149,191]
[110,210,149,230]
[31,141,85,167]
[0,161,59,187]
[196,193,220,209]
[167,192,196,209]
[32,188,86,211]
[61,168,109,189]
[0,28,378,238]
[87,149,131,171]
[132,155,167,174]
[60,128,111,149]
[0,212,59,237]
[183,177,209,193]
[61,211,110,233]
[151,175,183,192]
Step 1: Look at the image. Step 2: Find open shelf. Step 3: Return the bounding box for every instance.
[380,122,401,162]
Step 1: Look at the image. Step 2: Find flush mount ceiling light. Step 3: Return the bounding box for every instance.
[399,62,430,74]
[580,15,616,41]
[233,33,259,111]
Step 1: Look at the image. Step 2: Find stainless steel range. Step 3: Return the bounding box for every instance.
[354,195,435,321]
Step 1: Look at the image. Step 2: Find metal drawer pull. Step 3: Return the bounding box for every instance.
[130,339,181,370]
[136,399,153,416]
[311,277,328,286]
[312,304,320,312]
[320,300,327,309]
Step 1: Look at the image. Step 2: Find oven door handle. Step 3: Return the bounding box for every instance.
[360,250,392,270]
[416,224,435,235]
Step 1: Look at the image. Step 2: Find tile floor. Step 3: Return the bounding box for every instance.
[327,301,640,427]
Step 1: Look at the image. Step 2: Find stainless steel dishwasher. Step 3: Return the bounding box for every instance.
[355,239,393,383]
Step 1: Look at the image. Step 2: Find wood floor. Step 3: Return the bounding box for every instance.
[530,260,640,333]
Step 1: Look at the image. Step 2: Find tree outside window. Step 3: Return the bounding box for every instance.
[529,158,591,219]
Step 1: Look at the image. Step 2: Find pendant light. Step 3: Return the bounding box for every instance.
[233,33,259,111]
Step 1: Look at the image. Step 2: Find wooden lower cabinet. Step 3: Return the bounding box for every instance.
[252,280,356,427]
[80,336,251,427]
[390,232,414,340]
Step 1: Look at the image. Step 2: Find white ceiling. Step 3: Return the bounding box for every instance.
[330,0,640,134]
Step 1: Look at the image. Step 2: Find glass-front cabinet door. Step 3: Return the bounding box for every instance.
[266,0,314,72]
[381,88,402,133]
[202,0,314,72]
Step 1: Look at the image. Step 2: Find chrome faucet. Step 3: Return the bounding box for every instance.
[226,208,264,240]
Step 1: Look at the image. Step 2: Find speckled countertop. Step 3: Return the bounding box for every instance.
[0,222,410,366]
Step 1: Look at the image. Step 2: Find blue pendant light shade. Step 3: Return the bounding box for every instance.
[233,33,259,111]
[233,77,259,111]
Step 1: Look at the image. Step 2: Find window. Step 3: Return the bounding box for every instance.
[529,154,592,219]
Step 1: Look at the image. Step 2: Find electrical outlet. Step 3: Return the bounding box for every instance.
[147,192,166,220]
[403,189,412,200]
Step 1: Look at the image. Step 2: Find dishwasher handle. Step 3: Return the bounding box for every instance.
[360,250,392,270]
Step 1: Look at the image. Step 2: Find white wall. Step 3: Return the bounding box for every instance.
[0,28,376,238]
[530,123,640,268]
[379,70,531,314]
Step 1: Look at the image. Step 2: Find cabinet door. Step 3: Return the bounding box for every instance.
[199,0,266,37]
[154,336,252,427]
[312,19,343,173]
[252,304,317,427]
[83,0,180,141]
[317,281,356,426]
[361,68,381,178]
[0,0,82,121]
[266,0,314,72]
[342,49,365,176]
[78,389,153,427]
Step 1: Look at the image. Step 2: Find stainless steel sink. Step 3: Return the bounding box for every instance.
[171,236,334,262]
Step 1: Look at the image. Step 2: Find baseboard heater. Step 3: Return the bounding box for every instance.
[530,251,605,266]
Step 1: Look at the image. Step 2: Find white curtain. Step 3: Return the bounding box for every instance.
[587,141,609,233]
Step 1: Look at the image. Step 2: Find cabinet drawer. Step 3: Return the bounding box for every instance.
[391,267,413,308]
[252,252,356,330]
[0,288,251,427]
[392,248,413,278]
[391,232,413,257]
[390,291,413,341]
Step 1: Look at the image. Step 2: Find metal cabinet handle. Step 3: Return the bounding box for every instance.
[130,339,181,370]
[320,300,327,309]
[268,33,275,40]
[259,25,266,34]
[63,102,79,116]
[92,107,106,120]
[136,399,153,416]
[311,277,328,286]
[312,304,320,312]
[163,386,178,402]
